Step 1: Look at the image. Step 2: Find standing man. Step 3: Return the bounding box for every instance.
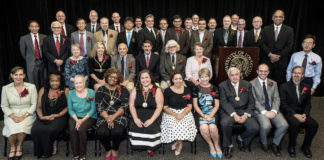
[190,18,213,58]
[286,35,322,95]
[234,18,248,48]
[19,20,47,89]
[191,14,199,31]
[94,17,118,56]
[86,10,100,33]
[55,10,74,38]
[185,18,193,39]
[213,15,235,47]
[231,14,239,30]
[245,16,263,47]
[159,18,168,48]
[261,9,294,85]
[109,12,124,33]
[208,18,217,37]
[250,64,288,156]
[71,18,95,57]
[117,17,139,57]
[134,16,143,32]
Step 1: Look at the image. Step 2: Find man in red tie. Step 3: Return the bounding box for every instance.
[56,10,75,38]
[19,20,47,90]
[43,21,71,72]
[71,18,95,57]
[235,18,247,48]
[109,12,124,33]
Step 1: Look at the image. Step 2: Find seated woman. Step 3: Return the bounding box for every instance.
[160,40,187,91]
[65,44,89,89]
[88,42,111,91]
[1,66,37,160]
[193,68,222,158]
[160,72,197,156]
[128,70,163,157]
[31,70,69,158]
[95,68,129,160]
[68,75,97,160]
[185,42,212,90]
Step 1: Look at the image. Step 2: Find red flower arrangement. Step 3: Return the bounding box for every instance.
[56,90,64,97]
[182,29,185,33]
[178,59,184,64]
[20,88,29,97]
[109,34,113,38]
[86,97,94,102]
[204,36,208,40]
[151,88,157,97]
[301,87,308,95]
[269,82,274,87]
[184,94,191,101]
[87,36,91,41]
[63,37,66,44]
[70,60,77,65]
[104,55,108,61]
[240,86,245,93]
[230,29,235,36]
[131,38,135,43]
[128,64,132,68]
[117,86,122,94]
[202,58,207,63]
[157,31,160,35]
[309,61,316,66]
[209,91,217,97]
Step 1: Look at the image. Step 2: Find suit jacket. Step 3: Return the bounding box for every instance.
[70,31,95,57]
[136,53,160,82]
[86,23,100,33]
[261,24,294,66]
[137,27,162,53]
[19,33,47,73]
[94,29,118,56]
[213,27,235,47]
[233,30,248,47]
[42,35,71,72]
[160,53,186,81]
[111,54,136,82]
[165,27,190,56]
[245,29,263,47]
[219,79,255,116]
[109,24,125,33]
[279,81,311,116]
[250,78,280,114]
[190,30,213,58]
[117,30,139,57]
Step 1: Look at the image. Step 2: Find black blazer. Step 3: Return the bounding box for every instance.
[86,23,100,33]
[137,27,162,53]
[117,30,139,57]
[245,29,266,62]
[48,23,75,38]
[213,27,235,47]
[42,35,71,72]
[261,24,294,66]
[136,53,160,82]
[219,79,255,116]
[109,24,125,33]
[165,27,190,56]
[279,81,311,116]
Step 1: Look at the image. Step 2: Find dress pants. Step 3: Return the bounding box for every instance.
[268,62,286,86]
[96,122,126,151]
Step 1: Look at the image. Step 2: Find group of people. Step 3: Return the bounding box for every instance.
[1,8,322,160]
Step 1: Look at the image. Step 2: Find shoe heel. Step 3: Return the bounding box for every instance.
[210,153,217,158]
[217,153,223,158]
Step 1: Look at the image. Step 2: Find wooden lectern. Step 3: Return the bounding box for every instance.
[212,47,260,84]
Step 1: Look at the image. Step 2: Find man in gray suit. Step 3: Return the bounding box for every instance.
[111,43,136,91]
[19,20,47,90]
[250,64,288,156]
[71,18,95,57]
[86,10,100,33]
[190,18,213,58]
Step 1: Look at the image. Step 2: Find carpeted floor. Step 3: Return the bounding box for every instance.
[1,97,323,160]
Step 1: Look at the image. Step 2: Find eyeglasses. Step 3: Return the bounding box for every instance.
[52,27,62,29]
[108,76,118,80]
[168,45,176,49]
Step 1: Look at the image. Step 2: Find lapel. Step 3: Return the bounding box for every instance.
[277,25,285,41]
[126,55,131,75]
[117,55,122,70]
[254,78,264,100]
[49,36,59,55]
[220,28,226,45]
[271,25,276,42]
[170,28,177,40]
[238,80,244,97]
[288,81,300,103]
[148,53,154,69]
[226,80,236,97]
[27,34,35,52]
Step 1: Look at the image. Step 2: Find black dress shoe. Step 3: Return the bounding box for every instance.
[287,146,296,158]
[261,143,270,153]
[271,143,281,157]
[223,147,233,159]
[236,136,245,151]
[301,146,312,158]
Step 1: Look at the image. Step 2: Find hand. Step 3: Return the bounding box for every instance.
[153,51,159,55]
[203,114,212,121]
[107,121,114,129]
[240,115,248,123]
[175,114,184,121]
[311,88,315,95]
[134,117,143,128]
[265,111,276,119]
[294,114,304,122]
[269,53,280,63]
[301,114,307,122]
[193,80,200,86]
[70,78,75,82]
[10,115,19,123]
[75,119,83,130]
[233,114,241,123]
[55,59,63,66]
[144,118,154,127]
[98,80,106,86]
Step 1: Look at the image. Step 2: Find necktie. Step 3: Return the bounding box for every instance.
[296,85,300,102]
[121,57,125,78]
[233,83,238,97]
[92,25,95,33]
[263,82,271,111]
[171,55,175,66]
[61,26,65,36]
[224,29,229,45]
[34,34,41,60]
[80,33,85,56]
[56,36,60,56]
[238,31,243,47]
[176,29,180,41]
[150,29,156,38]
[116,25,119,33]
[127,32,131,47]
[146,55,150,68]
[302,54,308,70]
[254,31,259,43]
[275,26,279,41]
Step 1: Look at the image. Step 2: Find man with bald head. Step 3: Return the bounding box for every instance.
[246,16,263,46]
[219,67,259,158]
[233,18,248,48]
[55,10,74,37]
[86,10,100,33]
[261,9,294,85]
[94,17,118,56]
[208,18,217,37]
[109,12,124,33]
[213,15,235,47]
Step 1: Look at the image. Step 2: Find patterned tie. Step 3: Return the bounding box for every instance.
[146,55,150,68]
[263,82,271,110]
[34,34,41,60]
[302,54,308,70]
[238,31,243,47]
[61,26,65,36]
[80,33,85,56]
[275,26,279,42]
[224,29,229,45]
[254,31,259,43]
[116,25,119,33]
[56,36,60,56]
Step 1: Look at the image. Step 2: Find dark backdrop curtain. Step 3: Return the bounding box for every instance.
[1,0,324,95]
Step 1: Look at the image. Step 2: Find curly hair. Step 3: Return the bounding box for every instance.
[104,68,124,84]
[45,70,65,91]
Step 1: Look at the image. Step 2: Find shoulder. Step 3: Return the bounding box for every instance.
[20,34,29,40]
[282,24,293,31]
[86,31,94,37]
[24,82,36,90]
[219,80,227,88]
[178,54,186,59]
[108,29,118,35]
[2,83,14,91]
[241,80,250,86]
[87,88,95,95]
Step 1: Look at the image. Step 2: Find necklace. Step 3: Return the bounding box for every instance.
[107,86,116,105]
[142,90,149,108]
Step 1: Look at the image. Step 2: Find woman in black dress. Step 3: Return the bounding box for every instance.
[88,42,111,91]
[31,71,69,158]
[95,68,129,160]
[129,70,164,157]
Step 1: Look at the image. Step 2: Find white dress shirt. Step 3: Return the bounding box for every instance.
[185,56,212,81]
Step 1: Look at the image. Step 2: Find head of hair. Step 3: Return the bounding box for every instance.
[164,40,180,53]
[292,66,304,74]
[209,18,216,22]
[185,17,192,21]
[192,14,199,18]
[74,75,86,86]
[173,15,182,21]
[28,20,39,27]
[104,68,124,84]
[273,9,285,17]
[89,42,108,58]
[45,70,65,90]
[198,18,206,23]
[76,18,86,25]
[124,16,134,23]
[135,16,142,21]
[303,34,316,43]
[169,71,183,86]
[257,63,269,70]
[227,67,240,76]
[193,42,204,50]
[71,43,81,52]
[100,17,109,22]
[9,66,26,82]
[198,68,211,78]
[159,18,168,23]
[89,10,98,16]
[145,14,154,21]
[223,15,231,20]
[143,40,153,47]
[136,69,155,91]
[51,21,62,28]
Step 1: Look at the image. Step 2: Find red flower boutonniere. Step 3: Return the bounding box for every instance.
[309,61,316,66]
[128,64,132,68]
[70,60,77,65]
[269,82,274,87]
[20,88,29,97]
[182,29,185,33]
[301,87,308,95]
[204,36,208,40]
[151,87,157,97]
[56,90,64,97]
[240,86,245,93]
[109,34,113,38]
[184,94,191,101]
[202,57,207,63]
[117,86,122,94]
[230,29,235,36]
[178,59,184,64]
[131,38,135,43]
[157,31,161,35]
[86,97,94,102]
[63,37,66,44]
[209,91,217,97]
[104,55,108,61]
[87,36,91,41]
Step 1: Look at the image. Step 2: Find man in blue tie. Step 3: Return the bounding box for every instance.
[117,17,139,57]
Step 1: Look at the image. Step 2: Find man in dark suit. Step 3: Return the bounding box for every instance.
[245,16,264,63]
[109,12,124,33]
[55,10,74,38]
[279,66,318,158]
[43,21,71,72]
[136,40,160,82]
[86,10,100,33]
[134,16,143,32]
[71,18,95,57]
[208,18,217,37]
[261,10,294,85]
[159,18,168,51]
[219,67,259,158]
[213,15,235,48]
[165,15,190,56]
[117,17,139,57]
[190,18,213,58]
[19,20,47,90]
[233,18,248,48]
[137,14,162,55]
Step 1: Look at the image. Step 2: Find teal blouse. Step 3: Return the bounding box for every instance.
[68,88,97,119]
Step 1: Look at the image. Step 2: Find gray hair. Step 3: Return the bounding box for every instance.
[51,21,62,28]
[164,40,180,53]
[227,67,240,76]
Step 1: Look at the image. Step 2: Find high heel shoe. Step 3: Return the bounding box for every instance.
[217,153,223,158]
[171,142,178,150]
[175,150,181,156]
[210,152,217,158]
[111,155,118,160]
[7,150,15,160]
[148,151,154,157]
[15,150,23,160]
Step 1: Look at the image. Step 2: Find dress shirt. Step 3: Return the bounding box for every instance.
[53,34,61,43]
[79,31,87,55]
[230,81,251,117]
[170,53,177,65]
[120,55,127,77]
[114,23,121,32]
[62,23,67,36]
[161,30,166,43]
[199,30,205,43]
[146,27,156,37]
[274,24,282,33]
[236,30,245,46]
[254,29,261,36]
[257,77,278,114]
[30,33,39,48]
[192,25,199,31]
[91,23,97,32]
